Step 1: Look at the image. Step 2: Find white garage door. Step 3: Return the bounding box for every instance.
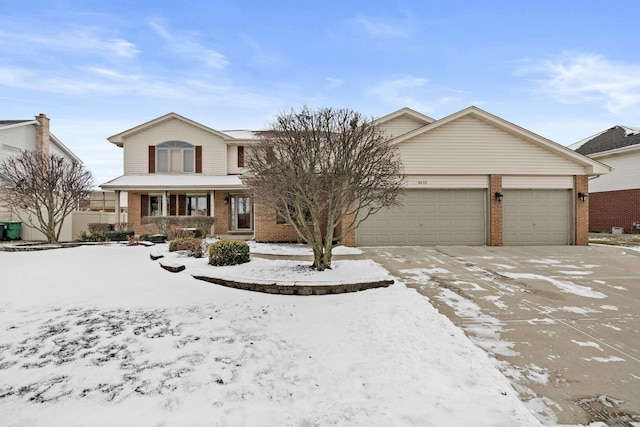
[503,190,572,245]
[356,189,487,246]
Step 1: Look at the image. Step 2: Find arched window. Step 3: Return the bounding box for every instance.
[156,141,195,173]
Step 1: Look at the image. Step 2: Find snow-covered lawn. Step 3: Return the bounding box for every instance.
[0,243,540,426]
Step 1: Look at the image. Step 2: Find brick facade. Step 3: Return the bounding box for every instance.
[588,188,640,233]
[489,174,503,246]
[35,113,50,156]
[253,194,302,243]
[128,192,143,234]
[574,175,589,245]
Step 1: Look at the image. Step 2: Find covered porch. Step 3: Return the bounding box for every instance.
[100,175,253,237]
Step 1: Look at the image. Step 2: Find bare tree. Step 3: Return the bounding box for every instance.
[243,106,404,270]
[0,151,94,243]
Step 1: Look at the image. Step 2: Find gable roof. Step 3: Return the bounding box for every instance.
[107,112,234,147]
[390,105,611,176]
[0,117,81,163]
[0,119,36,128]
[570,125,640,156]
[375,107,435,126]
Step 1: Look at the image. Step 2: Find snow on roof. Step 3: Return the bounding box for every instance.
[100,174,245,189]
[222,130,261,139]
[572,125,640,155]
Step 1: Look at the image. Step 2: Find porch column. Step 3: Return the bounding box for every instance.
[162,191,168,216]
[114,190,121,225]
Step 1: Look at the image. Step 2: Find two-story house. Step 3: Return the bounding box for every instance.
[570,125,640,232]
[101,107,609,246]
[0,114,82,222]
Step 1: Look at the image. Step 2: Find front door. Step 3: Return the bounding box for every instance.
[230,195,253,231]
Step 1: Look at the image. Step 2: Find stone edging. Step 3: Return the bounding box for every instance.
[192,275,394,296]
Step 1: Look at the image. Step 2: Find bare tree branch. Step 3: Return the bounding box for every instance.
[0,151,94,243]
[243,106,403,270]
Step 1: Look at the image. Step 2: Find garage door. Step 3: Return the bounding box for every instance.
[503,190,571,245]
[356,189,487,246]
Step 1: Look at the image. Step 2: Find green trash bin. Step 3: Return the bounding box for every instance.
[5,221,21,240]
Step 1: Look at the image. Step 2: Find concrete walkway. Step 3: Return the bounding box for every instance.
[364,245,640,426]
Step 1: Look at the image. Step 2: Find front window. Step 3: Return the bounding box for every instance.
[187,195,207,216]
[157,141,194,173]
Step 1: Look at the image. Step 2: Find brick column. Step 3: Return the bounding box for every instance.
[128,192,142,234]
[575,175,589,245]
[489,175,503,246]
[35,113,50,155]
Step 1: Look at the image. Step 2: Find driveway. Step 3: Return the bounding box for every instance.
[363,245,640,426]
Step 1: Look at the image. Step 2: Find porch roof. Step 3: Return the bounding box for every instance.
[100,174,246,191]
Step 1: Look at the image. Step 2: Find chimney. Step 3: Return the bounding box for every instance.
[35,113,50,155]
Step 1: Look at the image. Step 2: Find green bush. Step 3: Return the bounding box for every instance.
[78,229,134,242]
[104,230,135,241]
[140,234,168,243]
[208,240,250,266]
[169,237,204,258]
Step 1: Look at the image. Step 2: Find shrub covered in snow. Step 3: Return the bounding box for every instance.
[169,237,204,258]
[208,240,250,266]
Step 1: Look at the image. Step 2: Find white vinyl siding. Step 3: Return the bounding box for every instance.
[0,126,35,163]
[397,116,586,175]
[379,116,428,139]
[405,175,488,189]
[588,151,640,192]
[502,176,574,189]
[123,118,227,175]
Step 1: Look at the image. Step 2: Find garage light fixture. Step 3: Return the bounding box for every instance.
[577,192,588,202]
[494,192,503,202]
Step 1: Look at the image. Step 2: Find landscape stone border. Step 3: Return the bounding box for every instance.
[192,275,394,295]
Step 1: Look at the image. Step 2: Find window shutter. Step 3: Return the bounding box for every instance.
[179,195,187,215]
[169,195,177,216]
[237,146,244,168]
[141,195,149,217]
[148,146,155,173]
[195,146,202,173]
[206,195,211,216]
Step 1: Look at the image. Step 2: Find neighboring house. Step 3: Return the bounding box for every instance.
[101,107,609,246]
[570,126,640,233]
[0,115,82,236]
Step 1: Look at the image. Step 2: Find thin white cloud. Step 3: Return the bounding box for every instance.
[369,76,432,110]
[0,27,139,58]
[518,52,640,113]
[325,77,344,89]
[149,20,230,69]
[352,16,410,39]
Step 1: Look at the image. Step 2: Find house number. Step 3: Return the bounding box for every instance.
[417,180,428,185]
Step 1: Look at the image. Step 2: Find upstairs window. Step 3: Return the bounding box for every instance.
[237,145,245,168]
[157,141,194,173]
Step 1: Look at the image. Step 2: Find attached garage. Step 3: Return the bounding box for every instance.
[503,190,572,245]
[357,189,487,246]
[348,106,611,247]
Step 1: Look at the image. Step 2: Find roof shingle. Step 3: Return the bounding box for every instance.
[575,126,640,155]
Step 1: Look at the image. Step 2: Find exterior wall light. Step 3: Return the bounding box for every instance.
[578,192,588,202]
[224,195,229,204]
[495,192,503,202]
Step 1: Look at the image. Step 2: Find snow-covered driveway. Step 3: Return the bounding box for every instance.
[365,245,640,426]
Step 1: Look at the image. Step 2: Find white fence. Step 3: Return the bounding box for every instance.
[13,211,128,242]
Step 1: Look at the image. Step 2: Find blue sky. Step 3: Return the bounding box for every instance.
[1,0,639,186]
